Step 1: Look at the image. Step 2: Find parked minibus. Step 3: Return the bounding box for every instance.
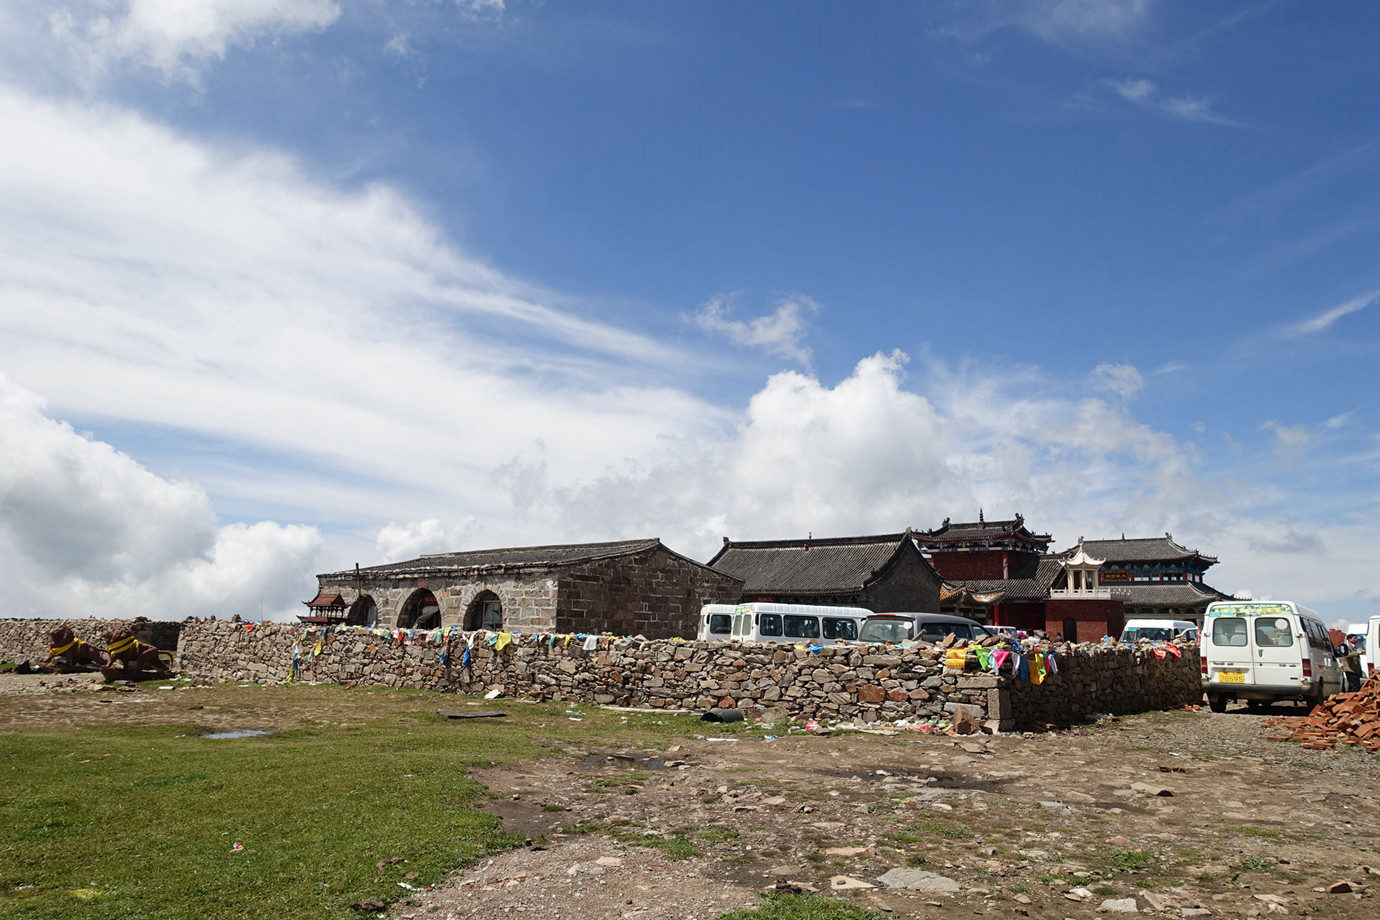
[1343,622,1371,677]
[696,603,871,645]
[1120,619,1199,643]
[1367,616,1380,678]
[1200,600,1344,712]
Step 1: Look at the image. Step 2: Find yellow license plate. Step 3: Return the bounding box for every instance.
[1217,671,1245,684]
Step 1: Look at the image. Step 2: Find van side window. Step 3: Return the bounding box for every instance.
[1255,618,1294,648]
[708,614,731,635]
[917,623,954,644]
[784,615,820,639]
[759,614,783,637]
[1211,617,1248,647]
[823,617,857,640]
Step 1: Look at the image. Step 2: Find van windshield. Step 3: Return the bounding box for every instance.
[860,619,912,643]
[1124,626,1174,642]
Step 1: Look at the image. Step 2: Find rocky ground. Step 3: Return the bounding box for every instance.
[411,705,1380,920]
[3,673,1377,919]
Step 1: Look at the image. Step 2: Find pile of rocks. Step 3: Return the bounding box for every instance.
[1264,677,1380,751]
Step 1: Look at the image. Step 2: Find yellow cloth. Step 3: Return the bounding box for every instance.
[944,648,968,670]
[495,632,513,651]
[49,639,77,656]
[107,637,138,655]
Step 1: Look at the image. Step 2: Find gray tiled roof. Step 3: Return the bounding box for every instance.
[1116,582,1228,606]
[708,533,918,595]
[320,538,665,579]
[915,514,1052,546]
[950,557,1064,601]
[1073,535,1218,566]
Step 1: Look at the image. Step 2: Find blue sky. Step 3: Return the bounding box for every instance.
[0,1,1376,624]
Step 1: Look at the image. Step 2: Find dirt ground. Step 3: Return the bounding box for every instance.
[5,673,1379,919]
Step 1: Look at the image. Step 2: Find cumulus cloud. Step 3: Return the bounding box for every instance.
[376,517,478,563]
[1090,362,1145,399]
[1283,290,1377,338]
[1109,78,1239,126]
[519,351,1205,557]
[690,293,820,364]
[48,0,340,83]
[0,374,322,619]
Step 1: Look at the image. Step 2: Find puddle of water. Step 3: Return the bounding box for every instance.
[202,729,273,740]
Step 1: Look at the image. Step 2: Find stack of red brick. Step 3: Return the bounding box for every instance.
[1263,677,1380,751]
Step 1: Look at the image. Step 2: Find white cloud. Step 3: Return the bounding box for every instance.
[934,0,1154,45]
[1283,290,1377,338]
[48,0,340,83]
[1021,0,1153,43]
[1109,78,1239,126]
[1090,362,1144,399]
[690,293,820,364]
[1260,419,1311,450]
[0,373,322,619]
[0,85,726,547]
[376,517,477,563]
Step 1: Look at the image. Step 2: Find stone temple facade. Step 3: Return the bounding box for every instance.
[311,538,744,640]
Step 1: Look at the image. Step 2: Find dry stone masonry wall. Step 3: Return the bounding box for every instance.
[1,618,1202,730]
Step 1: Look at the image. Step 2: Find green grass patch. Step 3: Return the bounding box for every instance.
[1223,825,1288,839]
[0,684,712,920]
[700,826,741,844]
[721,891,890,920]
[911,820,972,840]
[1106,849,1155,871]
[622,832,698,860]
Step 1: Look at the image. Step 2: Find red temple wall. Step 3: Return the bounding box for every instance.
[1045,598,1125,644]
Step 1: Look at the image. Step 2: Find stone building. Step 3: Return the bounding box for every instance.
[706,532,946,612]
[310,538,743,639]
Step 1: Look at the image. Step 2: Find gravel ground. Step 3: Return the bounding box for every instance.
[402,702,1380,920]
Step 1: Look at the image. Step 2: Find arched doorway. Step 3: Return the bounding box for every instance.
[464,591,503,631]
[398,589,441,630]
[348,595,378,627]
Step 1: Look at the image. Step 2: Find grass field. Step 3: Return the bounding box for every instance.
[0,683,720,920]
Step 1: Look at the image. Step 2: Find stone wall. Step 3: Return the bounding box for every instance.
[556,547,744,640]
[1007,644,1202,726]
[173,619,997,725]
[1,617,1203,731]
[0,617,181,664]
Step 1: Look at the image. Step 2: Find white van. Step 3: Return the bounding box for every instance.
[1200,600,1344,712]
[1344,622,1371,676]
[1120,619,1199,643]
[696,603,871,645]
[1367,616,1380,678]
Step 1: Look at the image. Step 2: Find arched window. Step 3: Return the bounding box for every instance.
[398,589,441,630]
[348,595,378,627]
[464,591,503,631]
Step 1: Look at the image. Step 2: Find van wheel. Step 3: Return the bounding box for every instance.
[1208,693,1227,713]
